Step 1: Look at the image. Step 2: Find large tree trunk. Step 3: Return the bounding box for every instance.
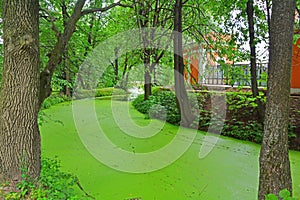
[173,0,194,127]
[246,0,264,122]
[0,0,40,181]
[258,0,296,199]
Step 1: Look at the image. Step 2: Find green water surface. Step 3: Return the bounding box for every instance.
[40,99,300,200]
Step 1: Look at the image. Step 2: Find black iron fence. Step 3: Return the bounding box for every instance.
[201,63,268,87]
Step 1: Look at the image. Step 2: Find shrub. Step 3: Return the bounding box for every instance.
[132,94,153,114]
[223,120,263,143]
[265,189,298,200]
[1,158,87,200]
[132,89,298,148]
[41,93,70,110]
[132,90,180,125]
[226,91,266,111]
[74,87,127,99]
[39,158,79,199]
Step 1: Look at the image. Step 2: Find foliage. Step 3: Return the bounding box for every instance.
[39,93,71,126]
[265,189,298,200]
[39,158,79,199]
[41,93,70,110]
[221,63,250,86]
[133,89,298,146]
[132,90,180,125]
[2,158,81,200]
[74,87,128,99]
[226,91,266,111]
[97,67,117,88]
[223,120,263,143]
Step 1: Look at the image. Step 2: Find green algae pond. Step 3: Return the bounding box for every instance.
[40,99,300,200]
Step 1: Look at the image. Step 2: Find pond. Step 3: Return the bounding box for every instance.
[40,99,300,199]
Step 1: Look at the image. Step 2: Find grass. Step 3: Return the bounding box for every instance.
[40,99,300,200]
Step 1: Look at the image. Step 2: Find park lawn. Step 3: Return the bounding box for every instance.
[40,99,300,200]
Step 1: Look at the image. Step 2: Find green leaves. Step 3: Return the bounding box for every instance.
[265,189,299,200]
[132,89,181,125]
[2,157,80,199]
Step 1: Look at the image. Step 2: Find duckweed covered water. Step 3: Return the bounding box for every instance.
[40,99,300,200]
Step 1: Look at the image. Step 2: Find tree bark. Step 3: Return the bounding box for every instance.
[258,0,296,199]
[114,47,119,84]
[265,0,271,37]
[246,0,265,122]
[173,0,194,127]
[143,48,152,100]
[0,0,40,181]
[144,67,152,100]
[61,1,71,97]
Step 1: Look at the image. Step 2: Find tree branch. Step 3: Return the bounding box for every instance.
[81,2,132,16]
[39,8,61,38]
[39,0,86,106]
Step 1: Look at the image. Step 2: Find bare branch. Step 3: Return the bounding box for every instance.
[39,8,61,38]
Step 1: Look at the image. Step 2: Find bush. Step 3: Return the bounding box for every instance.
[1,158,86,200]
[39,158,84,199]
[266,189,298,200]
[41,93,70,110]
[133,90,299,147]
[74,87,127,99]
[132,90,180,125]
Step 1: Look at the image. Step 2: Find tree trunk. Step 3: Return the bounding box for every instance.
[61,0,71,97]
[114,47,119,84]
[0,0,40,181]
[62,54,71,97]
[173,0,194,127]
[258,0,295,199]
[143,47,152,100]
[246,0,264,122]
[265,0,271,37]
[144,64,152,100]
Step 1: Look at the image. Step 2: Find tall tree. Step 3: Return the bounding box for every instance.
[133,0,172,100]
[0,0,40,181]
[173,0,194,126]
[246,0,264,122]
[0,0,127,183]
[39,0,124,106]
[258,0,296,199]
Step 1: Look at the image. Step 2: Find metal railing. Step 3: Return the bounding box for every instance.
[201,63,268,87]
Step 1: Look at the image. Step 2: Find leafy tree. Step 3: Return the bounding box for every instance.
[258,0,296,199]
[98,6,139,89]
[0,0,127,184]
[133,0,173,100]
[39,0,125,106]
